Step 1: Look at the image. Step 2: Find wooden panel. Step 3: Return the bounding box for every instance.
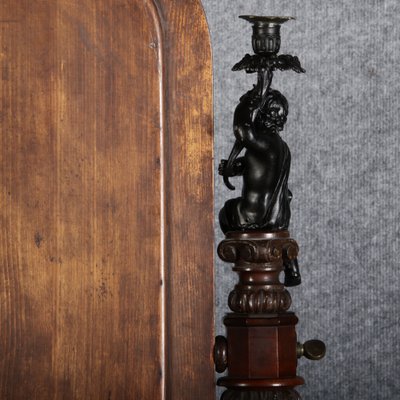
[0,0,214,399]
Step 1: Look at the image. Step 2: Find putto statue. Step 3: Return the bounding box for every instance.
[219,86,291,233]
[219,16,305,286]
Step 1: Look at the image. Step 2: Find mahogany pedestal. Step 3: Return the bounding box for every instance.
[214,231,304,399]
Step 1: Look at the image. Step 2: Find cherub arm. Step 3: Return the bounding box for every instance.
[218,157,245,177]
[233,99,271,153]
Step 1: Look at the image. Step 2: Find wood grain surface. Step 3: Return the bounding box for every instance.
[0,0,213,399]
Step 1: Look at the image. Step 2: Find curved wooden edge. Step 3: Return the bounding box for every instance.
[154,0,214,399]
[217,376,305,389]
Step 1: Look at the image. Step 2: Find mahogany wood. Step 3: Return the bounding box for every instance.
[215,232,304,396]
[217,231,298,314]
[0,0,213,399]
[222,314,301,380]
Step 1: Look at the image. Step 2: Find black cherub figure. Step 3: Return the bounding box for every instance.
[218,15,306,286]
[219,81,301,286]
[219,87,291,233]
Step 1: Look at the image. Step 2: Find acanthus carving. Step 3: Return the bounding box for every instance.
[228,287,291,313]
[218,233,299,313]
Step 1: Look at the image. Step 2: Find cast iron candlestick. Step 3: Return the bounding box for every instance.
[214,16,326,400]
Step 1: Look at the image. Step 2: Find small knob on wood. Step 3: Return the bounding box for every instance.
[297,339,326,360]
[214,335,228,373]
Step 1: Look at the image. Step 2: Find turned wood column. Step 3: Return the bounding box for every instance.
[219,231,295,314]
[215,232,303,398]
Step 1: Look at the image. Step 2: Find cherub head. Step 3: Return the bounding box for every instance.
[258,89,288,131]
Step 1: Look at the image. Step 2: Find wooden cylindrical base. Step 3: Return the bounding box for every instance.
[217,313,303,391]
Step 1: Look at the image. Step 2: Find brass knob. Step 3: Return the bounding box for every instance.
[297,339,326,360]
[213,336,228,373]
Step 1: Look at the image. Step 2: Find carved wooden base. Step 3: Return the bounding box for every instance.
[215,231,304,398]
[218,231,298,314]
[219,313,302,382]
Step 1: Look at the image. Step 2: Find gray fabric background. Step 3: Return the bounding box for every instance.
[201,1,400,399]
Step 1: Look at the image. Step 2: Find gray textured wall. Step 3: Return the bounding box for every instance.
[201,1,400,399]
